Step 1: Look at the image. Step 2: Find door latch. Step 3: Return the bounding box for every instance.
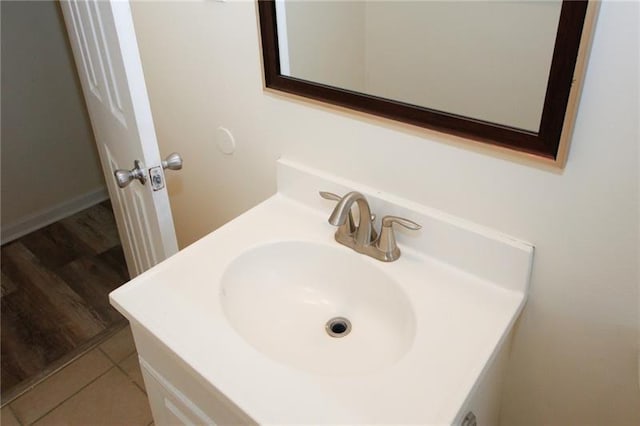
[149,166,164,191]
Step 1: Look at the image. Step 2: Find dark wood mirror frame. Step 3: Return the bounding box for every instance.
[258,0,597,167]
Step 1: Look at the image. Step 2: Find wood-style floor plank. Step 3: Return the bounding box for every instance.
[1,271,18,297]
[0,201,130,400]
[96,246,129,283]
[2,243,107,342]
[56,255,128,325]
[60,203,121,254]
[1,296,64,388]
[20,222,93,270]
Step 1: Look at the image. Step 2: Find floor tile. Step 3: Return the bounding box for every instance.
[100,326,136,363]
[120,353,146,391]
[33,368,152,426]
[10,348,113,425]
[1,406,20,426]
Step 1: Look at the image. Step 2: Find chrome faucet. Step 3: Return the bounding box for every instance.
[320,191,421,262]
[328,191,375,247]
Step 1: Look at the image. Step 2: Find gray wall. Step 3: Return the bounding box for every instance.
[1,1,105,237]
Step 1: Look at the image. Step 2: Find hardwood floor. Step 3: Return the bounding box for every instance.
[1,201,130,403]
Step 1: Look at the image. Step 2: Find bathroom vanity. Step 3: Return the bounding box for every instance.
[110,159,533,425]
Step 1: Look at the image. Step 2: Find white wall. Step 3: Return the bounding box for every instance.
[1,1,105,236]
[130,1,639,425]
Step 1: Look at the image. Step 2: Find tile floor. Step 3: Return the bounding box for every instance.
[1,326,153,426]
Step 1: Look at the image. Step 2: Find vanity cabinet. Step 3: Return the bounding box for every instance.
[130,322,255,426]
[133,315,509,426]
[453,338,511,426]
[141,363,214,426]
[110,159,533,426]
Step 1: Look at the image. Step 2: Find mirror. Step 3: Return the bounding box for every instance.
[258,0,594,165]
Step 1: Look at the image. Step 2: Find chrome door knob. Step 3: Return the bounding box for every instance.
[114,160,146,188]
[162,152,183,171]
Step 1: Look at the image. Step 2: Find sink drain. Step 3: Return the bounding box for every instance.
[325,317,351,338]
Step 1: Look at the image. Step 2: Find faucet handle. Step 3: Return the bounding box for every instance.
[381,216,421,231]
[377,215,421,261]
[319,191,341,202]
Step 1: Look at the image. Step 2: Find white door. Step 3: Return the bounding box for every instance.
[59,0,178,277]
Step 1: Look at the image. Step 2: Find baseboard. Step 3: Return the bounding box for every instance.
[1,186,110,245]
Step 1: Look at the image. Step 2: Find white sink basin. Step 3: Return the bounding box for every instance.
[110,159,533,425]
[220,241,416,375]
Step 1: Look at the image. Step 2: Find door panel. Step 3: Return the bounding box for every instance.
[60,0,178,277]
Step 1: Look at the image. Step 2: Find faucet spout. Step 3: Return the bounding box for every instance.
[328,191,373,246]
[321,189,420,262]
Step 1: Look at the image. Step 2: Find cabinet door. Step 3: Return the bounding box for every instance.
[140,359,216,426]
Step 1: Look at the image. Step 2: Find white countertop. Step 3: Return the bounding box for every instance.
[111,159,533,425]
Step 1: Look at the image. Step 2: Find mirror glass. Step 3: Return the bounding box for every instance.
[276,0,562,133]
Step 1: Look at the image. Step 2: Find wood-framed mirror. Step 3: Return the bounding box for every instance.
[258,0,598,167]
